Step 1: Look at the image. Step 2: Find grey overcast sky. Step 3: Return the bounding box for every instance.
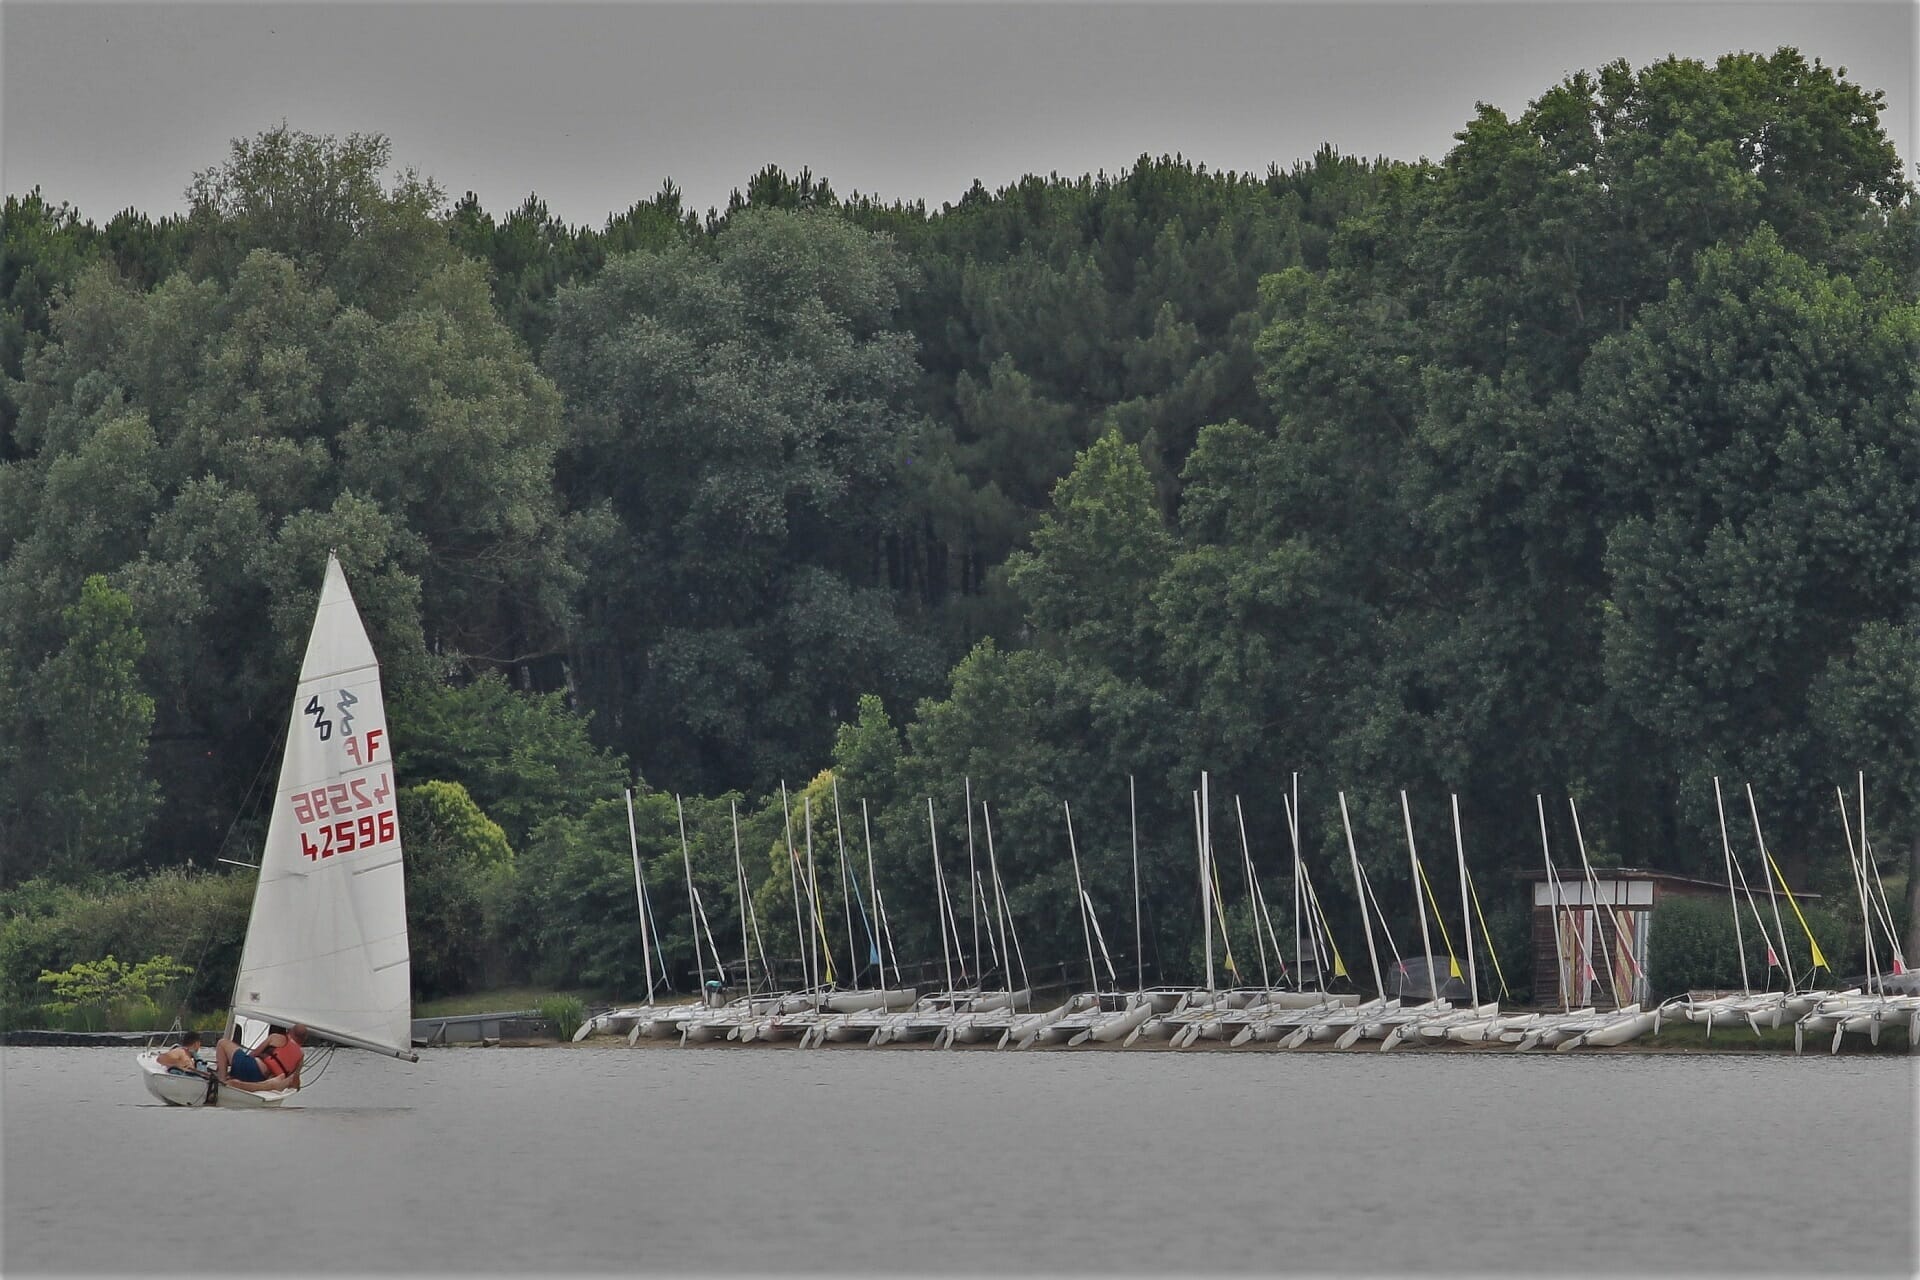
[3,1,1914,226]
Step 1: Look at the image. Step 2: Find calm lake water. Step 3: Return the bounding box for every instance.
[4,1044,1915,1275]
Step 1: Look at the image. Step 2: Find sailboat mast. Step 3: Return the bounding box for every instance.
[1288,777,1304,988]
[1239,797,1289,988]
[1450,794,1479,1008]
[1838,783,1877,995]
[984,804,1029,993]
[1200,775,1215,995]
[1064,800,1101,992]
[927,799,956,994]
[1192,791,1209,993]
[689,883,728,979]
[730,799,756,997]
[1234,797,1272,995]
[1339,791,1384,999]
[780,782,811,992]
[805,794,829,996]
[1537,796,1571,1008]
[832,779,859,990]
[1712,778,1751,995]
[1718,790,1782,987]
[860,799,894,990]
[1745,785,1797,994]
[1400,791,1437,1001]
[983,802,1016,994]
[677,795,708,994]
[627,788,656,1005]
[1130,775,1143,994]
[1293,828,1338,985]
[1568,798,1627,1007]
[1858,774,1906,974]
[965,778,982,988]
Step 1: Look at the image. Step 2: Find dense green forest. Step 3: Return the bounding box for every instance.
[3,49,1915,1020]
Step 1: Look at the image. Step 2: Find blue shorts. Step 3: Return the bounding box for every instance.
[229,1048,267,1083]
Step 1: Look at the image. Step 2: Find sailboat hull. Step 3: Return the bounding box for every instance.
[137,1051,294,1108]
[143,555,415,1105]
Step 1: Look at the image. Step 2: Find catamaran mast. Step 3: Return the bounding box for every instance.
[730,798,760,997]
[832,780,859,990]
[983,803,1029,995]
[1712,778,1751,995]
[676,795,708,995]
[1838,783,1877,995]
[860,799,899,990]
[1339,791,1385,1000]
[1238,797,1290,990]
[1064,800,1101,992]
[803,794,830,998]
[1450,795,1479,1008]
[1568,797,1630,1007]
[1745,785,1798,994]
[982,802,1017,996]
[1199,776,1215,995]
[1130,775,1143,994]
[965,778,983,988]
[1537,795,1573,1008]
[1856,775,1906,975]
[1567,799,1611,1004]
[780,783,809,992]
[1400,791,1437,1001]
[1233,797,1271,996]
[928,799,956,995]
[1863,776,1905,971]
[626,788,656,1005]
[1291,774,1303,990]
[1715,779,1783,987]
[1289,802,1340,986]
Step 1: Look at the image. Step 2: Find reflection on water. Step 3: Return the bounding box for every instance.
[5,1045,1915,1274]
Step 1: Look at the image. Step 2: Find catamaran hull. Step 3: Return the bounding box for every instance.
[1003,997,1089,1049]
[1084,1000,1156,1044]
[823,988,919,1013]
[1557,1006,1657,1051]
[574,1011,642,1040]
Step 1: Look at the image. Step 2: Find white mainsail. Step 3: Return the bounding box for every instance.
[228,553,414,1059]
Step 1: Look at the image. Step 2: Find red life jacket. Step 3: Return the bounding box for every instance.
[257,1037,303,1078]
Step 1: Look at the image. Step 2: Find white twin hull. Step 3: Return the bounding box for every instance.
[1380,1002,1503,1051]
[1794,993,1920,1054]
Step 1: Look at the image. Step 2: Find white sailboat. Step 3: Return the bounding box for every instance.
[139,553,417,1106]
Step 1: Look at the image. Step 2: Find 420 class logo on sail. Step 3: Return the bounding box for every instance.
[291,692,394,861]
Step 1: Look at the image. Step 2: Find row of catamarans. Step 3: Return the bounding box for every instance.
[575,770,1915,1057]
[579,984,1710,1053]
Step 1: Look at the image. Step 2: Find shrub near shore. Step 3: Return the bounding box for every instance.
[0,871,249,1029]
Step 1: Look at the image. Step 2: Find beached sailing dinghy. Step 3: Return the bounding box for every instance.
[138,553,417,1106]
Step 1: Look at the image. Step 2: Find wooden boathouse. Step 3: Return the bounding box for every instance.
[1518,868,1819,1010]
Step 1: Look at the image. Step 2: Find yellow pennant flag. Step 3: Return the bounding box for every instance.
[1306,882,1349,980]
[1414,856,1464,986]
[1765,849,1829,970]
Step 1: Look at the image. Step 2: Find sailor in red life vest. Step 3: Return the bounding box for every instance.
[216,1023,307,1092]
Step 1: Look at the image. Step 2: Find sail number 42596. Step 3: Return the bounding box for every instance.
[291,774,392,823]
[291,773,397,861]
[300,810,396,860]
